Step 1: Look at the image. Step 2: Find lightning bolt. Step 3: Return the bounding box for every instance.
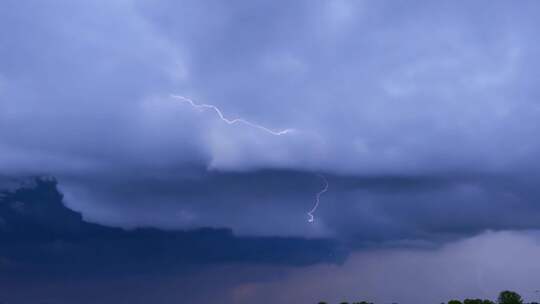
[307,174,329,223]
[170,95,294,136]
[171,94,330,222]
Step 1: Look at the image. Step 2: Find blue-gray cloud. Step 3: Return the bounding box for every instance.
[0,178,345,271]
[1,0,540,241]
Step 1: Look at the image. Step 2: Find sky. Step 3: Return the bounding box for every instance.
[2,1,540,303]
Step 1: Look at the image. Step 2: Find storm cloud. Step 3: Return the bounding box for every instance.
[2,0,540,258]
[3,1,540,303]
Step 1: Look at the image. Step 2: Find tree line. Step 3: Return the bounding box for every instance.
[319,290,539,304]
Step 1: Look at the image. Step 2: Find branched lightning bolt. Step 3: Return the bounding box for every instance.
[170,95,294,136]
[171,94,330,223]
[307,174,329,223]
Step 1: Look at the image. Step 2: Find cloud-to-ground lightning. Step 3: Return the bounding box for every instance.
[170,95,294,136]
[307,174,329,223]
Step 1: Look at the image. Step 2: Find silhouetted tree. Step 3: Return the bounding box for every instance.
[449,300,463,304]
[465,299,482,304]
[498,291,523,304]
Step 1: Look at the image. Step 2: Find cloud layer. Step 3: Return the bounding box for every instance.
[2,0,540,240]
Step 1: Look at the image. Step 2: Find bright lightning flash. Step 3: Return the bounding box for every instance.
[170,95,294,136]
[171,94,329,223]
[307,174,329,223]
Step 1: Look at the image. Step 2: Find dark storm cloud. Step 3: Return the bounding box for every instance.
[219,231,540,304]
[0,178,346,275]
[2,0,540,242]
[57,169,540,244]
[3,2,540,303]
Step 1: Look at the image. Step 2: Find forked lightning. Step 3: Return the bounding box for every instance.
[170,95,294,136]
[307,174,328,223]
[171,94,328,223]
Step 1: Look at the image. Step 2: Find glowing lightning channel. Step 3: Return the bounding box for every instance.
[307,174,329,223]
[170,95,294,136]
